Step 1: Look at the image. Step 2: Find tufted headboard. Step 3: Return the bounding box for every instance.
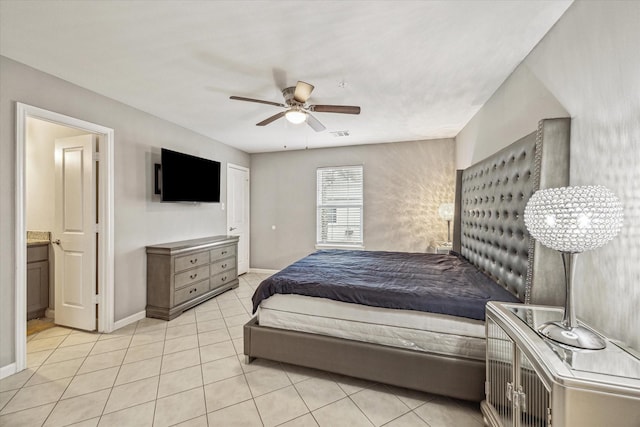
[452,118,570,306]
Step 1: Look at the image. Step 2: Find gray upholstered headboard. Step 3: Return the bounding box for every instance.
[452,118,570,306]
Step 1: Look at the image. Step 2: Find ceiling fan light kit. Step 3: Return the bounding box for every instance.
[230,80,360,132]
[285,108,307,124]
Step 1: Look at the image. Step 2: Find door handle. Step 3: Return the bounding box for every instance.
[229,227,237,231]
[52,239,61,245]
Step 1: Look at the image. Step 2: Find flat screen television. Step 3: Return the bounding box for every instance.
[160,148,221,203]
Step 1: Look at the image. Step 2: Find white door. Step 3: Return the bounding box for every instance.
[227,164,250,275]
[53,135,97,331]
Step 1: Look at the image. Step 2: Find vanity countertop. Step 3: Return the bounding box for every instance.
[27,231,51,246]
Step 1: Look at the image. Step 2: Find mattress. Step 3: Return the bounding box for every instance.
[257,294,487,360]
[252,249,520,321]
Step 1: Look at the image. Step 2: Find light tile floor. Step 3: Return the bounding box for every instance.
[1,273,484,427]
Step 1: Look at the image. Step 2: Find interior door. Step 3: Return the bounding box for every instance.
[53,134,97,331]
[227,164,250,275]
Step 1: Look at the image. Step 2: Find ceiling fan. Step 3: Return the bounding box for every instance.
[230,81,360,132]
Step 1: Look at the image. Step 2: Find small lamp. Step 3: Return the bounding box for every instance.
[438,203,455,244]
[524,185,623,350]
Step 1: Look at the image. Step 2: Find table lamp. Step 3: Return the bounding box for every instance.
[438,203,454,244]
[524,185,623,350]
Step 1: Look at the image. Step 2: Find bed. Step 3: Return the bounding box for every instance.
[244,118,571,402]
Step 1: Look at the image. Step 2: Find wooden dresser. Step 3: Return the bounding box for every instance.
[146,235,239,320]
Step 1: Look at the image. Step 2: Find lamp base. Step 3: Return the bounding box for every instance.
[537,321,606,350]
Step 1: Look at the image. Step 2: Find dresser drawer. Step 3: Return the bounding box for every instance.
[175,265,210,290]
[211,258,235,275]
[146,236,239,321]
[210,245,236,261]
[175,251,210,273]
[210,269,237,291]
[174,278,210,305]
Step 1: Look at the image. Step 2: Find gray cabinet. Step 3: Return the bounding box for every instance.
[483,302,640,427]
[27,243,49,320]
[146,235,239,320]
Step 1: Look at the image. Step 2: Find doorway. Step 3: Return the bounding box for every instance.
[27,124,101,332]
[227,163,250,275]
[15,103,115,373]
[26,121,95,333]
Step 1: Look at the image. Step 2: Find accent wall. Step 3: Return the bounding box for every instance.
[251,138,455,269]
[456,1,639,350]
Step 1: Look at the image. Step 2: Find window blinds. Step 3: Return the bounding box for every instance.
[316,165,363,245]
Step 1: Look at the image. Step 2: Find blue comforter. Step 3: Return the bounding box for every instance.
[252,249,520,321]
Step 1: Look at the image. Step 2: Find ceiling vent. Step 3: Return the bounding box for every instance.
[330,130,350,137]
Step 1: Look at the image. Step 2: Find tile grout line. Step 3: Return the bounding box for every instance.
[194,304,210,427]
[346,392,377,427]
[96,316,144,424]
[37,325,106,426]
[289,373,321,427]
[207,287,262,425]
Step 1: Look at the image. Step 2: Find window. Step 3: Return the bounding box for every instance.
[316,165,363,246]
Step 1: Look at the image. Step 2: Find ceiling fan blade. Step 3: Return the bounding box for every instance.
[294,81,314,103]
[256,111,286,126]
[306,113,326,132]
[230,96,285,108]
[311,105,361,114]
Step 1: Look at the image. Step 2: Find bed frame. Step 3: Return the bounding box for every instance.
[244,118,570,402]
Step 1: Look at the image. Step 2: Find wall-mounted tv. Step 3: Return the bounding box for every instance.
[160,148,221,203]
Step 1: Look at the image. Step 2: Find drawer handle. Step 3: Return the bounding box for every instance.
[506,382,513,402]
[221,264,227,269]
[221,250,227,255]
[189,288,197,294]
[190,273,198,280]
[221,276,227,282]
[518,386,527,413]
[190,258,198,264]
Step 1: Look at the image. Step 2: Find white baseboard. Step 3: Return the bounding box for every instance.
[112,310,146,331]
[248,268,279,275]
[0,363,17,380]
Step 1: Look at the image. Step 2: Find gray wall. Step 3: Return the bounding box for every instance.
[251,139,455,269]
[456,1,639,350]
[0,56,250,368]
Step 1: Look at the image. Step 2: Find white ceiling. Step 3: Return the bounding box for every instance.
[0,0,572,153]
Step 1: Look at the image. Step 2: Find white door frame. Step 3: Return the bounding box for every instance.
[15,103,115,372]
[227,163,250,273]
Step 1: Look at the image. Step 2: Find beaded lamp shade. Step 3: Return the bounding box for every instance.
[523,185,623,350]
[524,185,623,253]
[438,203,454,221]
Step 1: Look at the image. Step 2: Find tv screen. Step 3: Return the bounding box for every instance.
[161,148,221,202]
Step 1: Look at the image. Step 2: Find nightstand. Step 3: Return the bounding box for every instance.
[436,244,452,254]
[482,302,640,427]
